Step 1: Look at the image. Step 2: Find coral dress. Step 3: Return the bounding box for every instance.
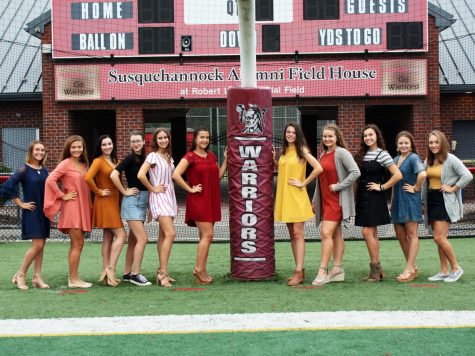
[146,152,178,219]
[274,146,314,223]
[44,158,92,233]
[85,157,123,229]
[183,151,221,227]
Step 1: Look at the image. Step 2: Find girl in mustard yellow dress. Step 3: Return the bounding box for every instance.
[274,122,322,286]
[85,135,127,286]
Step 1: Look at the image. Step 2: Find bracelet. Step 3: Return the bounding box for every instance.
[380,183,385,191]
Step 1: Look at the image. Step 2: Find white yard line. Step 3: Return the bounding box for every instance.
[1,311,475,337]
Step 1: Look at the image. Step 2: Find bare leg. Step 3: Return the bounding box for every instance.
[68,229,85,282]
[157,216,176,274]
[19,239,45,275]
[362,226,380,263]
[123,230,136,275]
[108,227,127,272]
[101,229,114,270]
[332,224,344,268]
[432,221,459,272]
[403,221,419,273]
[128,221,148,275]
[287,222,305,271]
[319,221,339,277]
[195,221,214,275]
[394,223,410,262]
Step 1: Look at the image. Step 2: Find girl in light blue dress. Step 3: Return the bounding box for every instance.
[391,131,426,283]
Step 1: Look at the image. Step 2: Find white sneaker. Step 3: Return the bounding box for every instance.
[428,272,448,282]
[444,268,464,283]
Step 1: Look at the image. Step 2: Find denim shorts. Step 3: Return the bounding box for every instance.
[121,191,148,221]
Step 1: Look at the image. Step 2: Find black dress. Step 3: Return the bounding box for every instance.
[355,151,391,227]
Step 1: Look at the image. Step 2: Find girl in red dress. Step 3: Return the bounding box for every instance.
[172,128,227,284]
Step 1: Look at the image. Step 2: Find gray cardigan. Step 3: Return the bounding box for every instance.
[423,153,473,225]
[312,146,361,226]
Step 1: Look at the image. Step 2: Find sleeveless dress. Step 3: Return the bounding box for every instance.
[146,152,177,219]
[274,146,314,223]
[391,153,424,224]
[184,151,221,227]
[319,150,342,222]
[1,164,50,239]
[355,151,391,227]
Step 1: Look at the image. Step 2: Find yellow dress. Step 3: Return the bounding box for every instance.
[274,146,314,223]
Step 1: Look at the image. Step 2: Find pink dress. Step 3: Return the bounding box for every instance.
[44,158,92,233]
[146,152,177,219]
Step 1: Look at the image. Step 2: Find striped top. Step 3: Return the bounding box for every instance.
[146,152,177,219]
[363,148,393,168]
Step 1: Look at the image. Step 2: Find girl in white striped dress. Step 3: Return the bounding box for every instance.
[138,128,177,287]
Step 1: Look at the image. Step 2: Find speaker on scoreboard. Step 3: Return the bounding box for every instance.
[181,35,192,51]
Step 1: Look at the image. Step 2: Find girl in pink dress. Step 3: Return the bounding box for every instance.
[44,135,93,288]
[138,128,178,287]
[172,128,227,285]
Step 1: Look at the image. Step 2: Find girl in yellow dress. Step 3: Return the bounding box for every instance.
[274,122,322,286]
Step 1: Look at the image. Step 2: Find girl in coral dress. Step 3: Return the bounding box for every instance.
[274,122,322,286]
[85,135,127,287]
[173,128,227,285]
[44,135,93,288]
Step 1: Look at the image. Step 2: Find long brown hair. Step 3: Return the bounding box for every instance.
[281,122,308,160]
[151,128,172,163]
[25,140,47,166]
[92,134,118,164]
[355,124,386,166]
[427,130,449,166]
[60,135,89,166]
[395,131,418,155]
[321,123,349,151]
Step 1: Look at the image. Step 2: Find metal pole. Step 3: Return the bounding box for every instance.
[238,0,257,88]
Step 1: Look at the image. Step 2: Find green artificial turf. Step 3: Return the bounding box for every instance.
[1,328,474,355]
[1,239,474,319]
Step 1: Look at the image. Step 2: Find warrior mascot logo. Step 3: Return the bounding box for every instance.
[236,104,268,135]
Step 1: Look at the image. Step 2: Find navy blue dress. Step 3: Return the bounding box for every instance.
[1,164,50,239]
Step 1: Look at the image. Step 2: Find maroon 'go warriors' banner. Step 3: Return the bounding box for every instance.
[227,87,275,280]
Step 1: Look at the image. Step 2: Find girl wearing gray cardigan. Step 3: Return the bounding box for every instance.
[424,130,472,283]
[311,124,360,286]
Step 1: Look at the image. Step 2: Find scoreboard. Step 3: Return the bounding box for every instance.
[51,0,427,58]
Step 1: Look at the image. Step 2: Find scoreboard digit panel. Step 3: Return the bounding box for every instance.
[51,0,427,59]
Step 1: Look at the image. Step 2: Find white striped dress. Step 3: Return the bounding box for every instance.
[146,152,178,219]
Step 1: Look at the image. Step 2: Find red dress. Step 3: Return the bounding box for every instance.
[183,151,221,227]
[319,151,342,222]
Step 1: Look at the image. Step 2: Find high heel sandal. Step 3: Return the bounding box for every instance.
[12,272,28,290]
[98,269,107,283]
[193,269,212,285]
[396,270,416,283]
[287,268,305,282]
[157,267,176,283]
[32,274,50,289]
[105,267,119,287]
[287,269,305,286]
[312,267,330,286]
[156,270,173,287]
[329,265,345,283]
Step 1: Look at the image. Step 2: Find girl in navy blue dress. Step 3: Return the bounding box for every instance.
[391,132,426,283]
[1,141,50,290]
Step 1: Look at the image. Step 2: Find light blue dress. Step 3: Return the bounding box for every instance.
[391,153,424,224]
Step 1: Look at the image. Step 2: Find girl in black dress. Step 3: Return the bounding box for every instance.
[355,125,402,282]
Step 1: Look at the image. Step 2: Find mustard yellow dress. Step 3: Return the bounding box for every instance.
[274,146,314,223]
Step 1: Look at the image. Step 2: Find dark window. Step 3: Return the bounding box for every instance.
[256,0,273,21]
[262,25,280,52]
[139,27,174,54]
[303,0,339,20]
[387,22,423,49]
[138,0,174,23]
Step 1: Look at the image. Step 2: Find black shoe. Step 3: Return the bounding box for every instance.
[129,274,152,286]
[122,273,131,282]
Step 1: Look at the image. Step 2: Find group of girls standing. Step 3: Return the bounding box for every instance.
[4,123,471,290]
[6,127,227,289]
[274,123,471,286]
